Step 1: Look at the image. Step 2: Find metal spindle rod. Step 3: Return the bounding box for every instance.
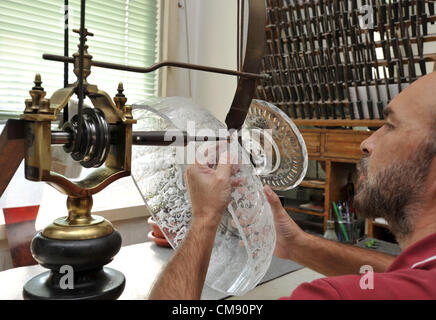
[132,131,230,146]
[51,131,73,145]
[51,130,230,147]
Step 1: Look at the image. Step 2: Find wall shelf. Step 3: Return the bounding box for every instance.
[284,207,325,217]
[299,179,326,189]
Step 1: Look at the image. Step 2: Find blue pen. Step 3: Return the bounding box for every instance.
[337,202,344,221]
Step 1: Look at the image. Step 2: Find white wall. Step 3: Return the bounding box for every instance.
[164,0,239,123]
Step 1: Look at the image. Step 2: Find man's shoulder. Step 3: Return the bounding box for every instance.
[282,268,436,300]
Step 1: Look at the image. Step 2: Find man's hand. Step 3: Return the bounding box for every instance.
[262,185,395,276]
[149,151,234,300]
[263,185,307,260]
[185,152,233,228]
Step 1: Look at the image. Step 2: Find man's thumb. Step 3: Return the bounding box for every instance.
[263,185,286,217]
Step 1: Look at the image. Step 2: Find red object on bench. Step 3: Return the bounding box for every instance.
[2,205,39,268]
[147,216,171,248]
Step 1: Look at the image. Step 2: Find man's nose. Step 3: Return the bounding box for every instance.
[360,134,375,156]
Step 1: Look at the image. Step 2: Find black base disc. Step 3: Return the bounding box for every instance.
[22,267,125,300]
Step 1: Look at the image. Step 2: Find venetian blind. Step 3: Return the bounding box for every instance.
[0,0,159,115]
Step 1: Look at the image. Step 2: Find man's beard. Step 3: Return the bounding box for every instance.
[354,138,435,243]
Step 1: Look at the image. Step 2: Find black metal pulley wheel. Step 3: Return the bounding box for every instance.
[62,107,110,168]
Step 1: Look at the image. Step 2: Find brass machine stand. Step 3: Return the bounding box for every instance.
[20,27,135,299]
[0,0,266,299]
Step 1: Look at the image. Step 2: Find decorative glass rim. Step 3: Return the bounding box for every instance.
[244,99,308,191]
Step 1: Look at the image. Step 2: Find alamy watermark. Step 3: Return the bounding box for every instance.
[359,265,374,290]
[59,265,74,290]
[359,5,375,30]
[60,5,74,30]
[161,121,279,172]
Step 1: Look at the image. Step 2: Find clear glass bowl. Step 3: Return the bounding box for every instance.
[131,97,277,296]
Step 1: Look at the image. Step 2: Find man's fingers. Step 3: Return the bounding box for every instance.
[194,155,209,168]
[216,151,232,180]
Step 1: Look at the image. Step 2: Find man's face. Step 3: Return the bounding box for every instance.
[354,74,436,241]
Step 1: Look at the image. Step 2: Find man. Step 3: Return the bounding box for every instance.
[149,72,436,300]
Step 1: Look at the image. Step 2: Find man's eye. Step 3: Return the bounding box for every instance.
[384,123,394,130]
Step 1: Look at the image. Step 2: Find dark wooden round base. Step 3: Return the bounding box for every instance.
[23,267,125,300]
[22,231,125,300]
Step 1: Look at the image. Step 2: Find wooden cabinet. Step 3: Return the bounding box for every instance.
[284,128,373,233]
[300,129,372,162]
[300,131,322,155]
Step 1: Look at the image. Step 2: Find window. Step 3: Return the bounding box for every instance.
[0,0,159,118]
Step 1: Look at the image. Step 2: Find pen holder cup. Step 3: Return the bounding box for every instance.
[334,219,365,244]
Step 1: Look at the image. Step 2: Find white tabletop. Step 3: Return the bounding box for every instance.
[0,240,322,300]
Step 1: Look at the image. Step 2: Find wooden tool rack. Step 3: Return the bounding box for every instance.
[256,0,436,238]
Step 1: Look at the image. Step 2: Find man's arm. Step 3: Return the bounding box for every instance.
[148,218,218,300]
[288,232,395,276]
[264,185,396,276]
[149,153,233,300]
